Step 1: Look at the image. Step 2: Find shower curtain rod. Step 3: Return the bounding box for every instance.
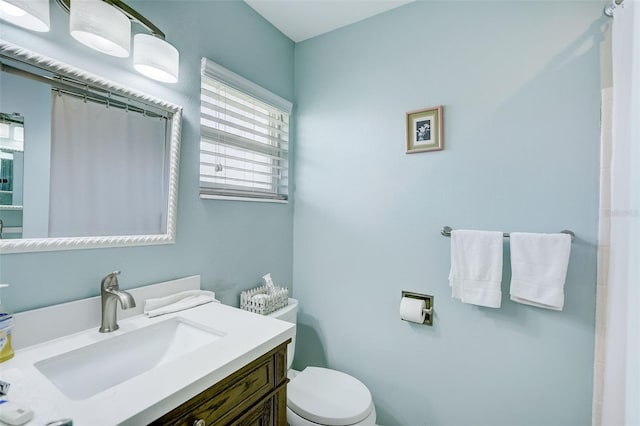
[605,0,624,17]
[51,88,166,119]
[0,61,169,119]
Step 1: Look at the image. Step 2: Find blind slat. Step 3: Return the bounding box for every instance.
[201,163,281,178]
[201,130,288,158]
[200,102,289,137]
[201,131,289,152]
[201,93,289,129]
[201,79,290,123]
[201,154,286,170]
[201,145,287,165]
[201,58,292,113]
[201,113,289,145]
[200,149,288,168]
[200,180,289,191]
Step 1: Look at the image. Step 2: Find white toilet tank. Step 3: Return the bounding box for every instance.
[268,298,298,370]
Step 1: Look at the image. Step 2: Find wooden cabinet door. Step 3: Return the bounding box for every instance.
[150,341,290,426]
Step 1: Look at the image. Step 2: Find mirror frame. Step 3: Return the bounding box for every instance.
[0,39,182,254]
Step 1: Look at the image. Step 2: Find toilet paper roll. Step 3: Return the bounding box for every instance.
[400,297,426,323]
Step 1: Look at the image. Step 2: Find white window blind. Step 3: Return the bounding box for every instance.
[200,58,292,202]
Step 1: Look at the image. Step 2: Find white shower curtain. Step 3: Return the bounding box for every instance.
[600,1,640,425]
[49,93,168,237]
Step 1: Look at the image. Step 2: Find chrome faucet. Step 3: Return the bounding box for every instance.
[99,271,136,333]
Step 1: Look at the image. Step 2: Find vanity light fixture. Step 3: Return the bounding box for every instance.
[0,0,180,83]
[59,0,179,83]
[0,0,50,32]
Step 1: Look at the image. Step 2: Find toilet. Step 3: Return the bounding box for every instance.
[268,298,376,426]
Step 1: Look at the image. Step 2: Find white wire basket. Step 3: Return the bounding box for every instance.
[240,285,289,315]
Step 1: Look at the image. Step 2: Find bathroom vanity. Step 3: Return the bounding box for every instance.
[151,341,288,425]
[2,276,295,425]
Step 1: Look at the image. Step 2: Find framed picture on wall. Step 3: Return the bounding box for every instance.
[406,106,443,154]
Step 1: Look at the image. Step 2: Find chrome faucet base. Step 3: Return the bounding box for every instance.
[99,324,120,334]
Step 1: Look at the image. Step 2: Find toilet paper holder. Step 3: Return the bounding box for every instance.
[401,291,434,326]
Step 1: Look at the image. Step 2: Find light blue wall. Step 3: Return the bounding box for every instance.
[0,72,51,237]
[292,2,604,425]
[0,1,606,424]
[0,0,295,311]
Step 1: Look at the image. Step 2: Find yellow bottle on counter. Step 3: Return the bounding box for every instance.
[0,284,14,363]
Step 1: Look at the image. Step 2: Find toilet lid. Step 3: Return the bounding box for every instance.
[288,367,373,426]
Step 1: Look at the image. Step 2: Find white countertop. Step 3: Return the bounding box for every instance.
[0,302,295,426]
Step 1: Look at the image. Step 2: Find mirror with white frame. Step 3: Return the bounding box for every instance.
[0,40,182,254]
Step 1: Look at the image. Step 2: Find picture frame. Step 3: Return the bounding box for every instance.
[406,105,443,154]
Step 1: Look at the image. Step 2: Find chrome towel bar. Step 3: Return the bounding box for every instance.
[440,225,575,241]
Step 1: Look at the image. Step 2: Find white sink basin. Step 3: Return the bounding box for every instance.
[34,318,224,400]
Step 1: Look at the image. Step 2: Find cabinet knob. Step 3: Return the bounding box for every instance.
[193,420,206,426]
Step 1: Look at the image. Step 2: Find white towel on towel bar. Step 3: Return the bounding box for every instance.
[509,232,572,311]
[144,290,219,317]
[449,229,503,308]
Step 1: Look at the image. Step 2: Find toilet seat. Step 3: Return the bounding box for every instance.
[288,367,374,426]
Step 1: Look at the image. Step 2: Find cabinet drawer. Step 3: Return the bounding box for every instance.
[229,386,287,426]
[151,340,289,426]
[193,357,274,425]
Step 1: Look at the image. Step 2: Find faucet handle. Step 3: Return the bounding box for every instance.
[101,270,121,290]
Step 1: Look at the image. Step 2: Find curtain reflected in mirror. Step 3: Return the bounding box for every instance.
[50,92,168,238]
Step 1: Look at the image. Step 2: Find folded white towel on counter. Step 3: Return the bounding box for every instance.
[144,290,219,318]
[449,229,504,308]
[509,232,572,311]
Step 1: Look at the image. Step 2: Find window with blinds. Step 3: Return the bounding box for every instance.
[200,58,292,202]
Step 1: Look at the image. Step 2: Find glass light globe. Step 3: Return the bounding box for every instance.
[133,34,179,83]
[0,0,49,32]
[70,0,131,58]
